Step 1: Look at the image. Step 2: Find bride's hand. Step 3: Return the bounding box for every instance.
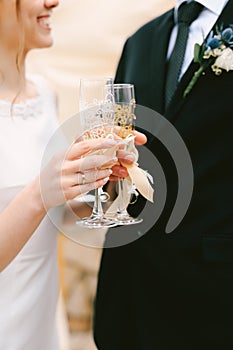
[39,138,118,209]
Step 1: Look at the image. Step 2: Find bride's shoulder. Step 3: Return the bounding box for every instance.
[27,73,57,99]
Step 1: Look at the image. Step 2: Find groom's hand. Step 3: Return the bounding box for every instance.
[110,130,147,181]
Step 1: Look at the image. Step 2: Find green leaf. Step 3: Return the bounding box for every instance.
[216,23,224,36]
[194,43,202,63]
[200,43,207,60]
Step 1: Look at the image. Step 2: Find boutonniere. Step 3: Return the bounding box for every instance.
[184,24,233,98]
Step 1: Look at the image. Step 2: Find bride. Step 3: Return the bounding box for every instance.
[0,0,146,350]
[0,0,145,349]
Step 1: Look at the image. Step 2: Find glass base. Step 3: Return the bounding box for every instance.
[77,215,117,228]
[113,213,143,226]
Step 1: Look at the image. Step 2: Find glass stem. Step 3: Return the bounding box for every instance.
[92,187,104,217]
[118,179,128,215]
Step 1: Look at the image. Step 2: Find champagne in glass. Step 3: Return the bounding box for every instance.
[113,83,143,225]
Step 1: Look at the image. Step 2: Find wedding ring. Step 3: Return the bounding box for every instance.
[81,173,86,185]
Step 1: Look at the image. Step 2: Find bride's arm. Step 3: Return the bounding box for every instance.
[0,138,118,272]
[0,179,47,272]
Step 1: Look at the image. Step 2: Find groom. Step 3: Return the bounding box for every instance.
[94,1,233,349]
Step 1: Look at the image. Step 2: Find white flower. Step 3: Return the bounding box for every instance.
[214,47,233,72]
[203,50,212,59]
[213,48,223,57]
[211,65,222,75]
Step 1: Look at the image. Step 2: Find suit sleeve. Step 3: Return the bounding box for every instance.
[114,39,130,83]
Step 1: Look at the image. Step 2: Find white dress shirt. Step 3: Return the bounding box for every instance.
[167,0,229,79]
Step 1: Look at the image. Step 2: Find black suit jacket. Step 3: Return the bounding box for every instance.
[94,2,233,349]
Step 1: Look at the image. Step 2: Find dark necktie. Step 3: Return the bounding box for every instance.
[165,1,204,108]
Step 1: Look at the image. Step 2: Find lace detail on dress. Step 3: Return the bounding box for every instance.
[0,96,43,119]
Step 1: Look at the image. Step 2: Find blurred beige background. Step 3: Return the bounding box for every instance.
[28,1,175,349]
[28,0,175,121]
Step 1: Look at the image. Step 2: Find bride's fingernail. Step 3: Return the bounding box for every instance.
[112,157,118,162]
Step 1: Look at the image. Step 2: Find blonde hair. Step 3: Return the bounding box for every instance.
[15,0,24,73]
[11,0,25,109]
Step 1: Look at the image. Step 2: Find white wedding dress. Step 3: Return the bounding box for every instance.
[0,75,63,350]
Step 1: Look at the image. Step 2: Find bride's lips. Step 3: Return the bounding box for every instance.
[37,15,52,30]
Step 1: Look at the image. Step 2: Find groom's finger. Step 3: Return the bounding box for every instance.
[134,130,147,145]
[110,164,128,179]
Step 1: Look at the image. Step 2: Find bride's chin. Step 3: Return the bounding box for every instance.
[37,39,54,49]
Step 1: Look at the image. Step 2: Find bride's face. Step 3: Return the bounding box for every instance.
[0,0,59,53]
[21,0,59,51]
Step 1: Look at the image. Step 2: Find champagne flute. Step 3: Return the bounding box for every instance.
[78,78,117,228]
[113,83,143,225]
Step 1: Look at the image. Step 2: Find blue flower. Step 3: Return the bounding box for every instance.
[221,27,233,42]
[183,23,233,98]
[207,38,220,49]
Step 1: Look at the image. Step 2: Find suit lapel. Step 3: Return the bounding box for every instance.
[150,10,174,114]
[165,0,233,123]
[216,0,233,27]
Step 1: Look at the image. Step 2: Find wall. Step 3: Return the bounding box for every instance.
[28,0,175,122]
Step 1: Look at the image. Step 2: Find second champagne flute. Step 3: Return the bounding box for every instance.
[78,78,117,228]
[113,83,143,225]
